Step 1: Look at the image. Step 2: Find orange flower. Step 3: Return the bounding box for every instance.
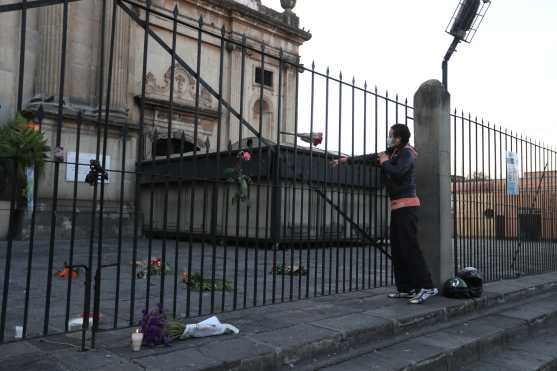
[55,264,79,280]
[26,121,40,131]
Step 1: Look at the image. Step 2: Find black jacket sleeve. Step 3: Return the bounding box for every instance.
[346,153,380,166]
[382,148,413,178]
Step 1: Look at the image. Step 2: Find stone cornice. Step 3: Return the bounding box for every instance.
[185,0,312,43]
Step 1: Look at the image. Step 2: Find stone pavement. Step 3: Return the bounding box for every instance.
[0,239,394,340]
[1,272,557,371]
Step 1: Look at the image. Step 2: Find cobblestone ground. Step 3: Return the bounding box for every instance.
[0,238,393,341]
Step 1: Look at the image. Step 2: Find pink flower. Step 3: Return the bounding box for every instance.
[312,133,323,146]
[150,259,161,267]
[241,151,251,161]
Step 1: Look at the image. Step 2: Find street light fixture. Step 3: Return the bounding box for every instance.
[442,0,491,91]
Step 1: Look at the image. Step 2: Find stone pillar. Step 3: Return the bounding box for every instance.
[112,6,130,110]
[34,0,129,112]
[35,4,63,99]
[102,1,130,111]
[414,79,453,288]
[66,0,98,106]
[0,5,18,123]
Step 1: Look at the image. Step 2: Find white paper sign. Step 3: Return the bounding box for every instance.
[506,152,519,196]
[66,152,111,183]
[25,166,34,210]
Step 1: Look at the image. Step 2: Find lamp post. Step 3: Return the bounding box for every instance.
[443,0,491,91]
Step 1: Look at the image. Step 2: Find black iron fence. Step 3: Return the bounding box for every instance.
[4,0,555,352]
[0,0,411,349]
[451,111,557,282]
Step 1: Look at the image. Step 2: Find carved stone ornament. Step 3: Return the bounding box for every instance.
[145,65,215,110]
[280,0,296,11]
[233,0,260,11]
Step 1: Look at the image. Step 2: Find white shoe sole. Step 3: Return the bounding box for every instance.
[408,289,438,304]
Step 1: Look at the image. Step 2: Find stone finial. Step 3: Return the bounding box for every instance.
[280,0,296,12]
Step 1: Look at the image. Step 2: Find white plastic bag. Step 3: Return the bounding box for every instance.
[180,316,239,339]
[68,317,93,330]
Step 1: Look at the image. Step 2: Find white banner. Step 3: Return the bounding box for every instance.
[66,152,111,183]
[506,152,519,196]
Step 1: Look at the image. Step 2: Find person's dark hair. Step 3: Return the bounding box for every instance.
[390,124,411,146]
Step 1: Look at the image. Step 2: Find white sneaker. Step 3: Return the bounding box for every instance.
[408,288,438,304]
[388,290,416,299]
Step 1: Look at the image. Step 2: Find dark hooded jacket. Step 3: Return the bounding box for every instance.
[382,144,418,200]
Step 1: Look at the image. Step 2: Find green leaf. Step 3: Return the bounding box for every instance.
[223,168,236,178]
[0,112,50,176]
[239,178,248,197]
[14,113,28,126]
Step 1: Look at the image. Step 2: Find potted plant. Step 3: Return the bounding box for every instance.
[0,113,49,239]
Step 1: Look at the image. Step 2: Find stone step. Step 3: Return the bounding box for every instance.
[306,291,557,371]
[148,274,557,370]
[458,327,557,371]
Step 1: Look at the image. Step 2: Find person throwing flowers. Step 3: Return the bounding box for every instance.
[331,124,437,304]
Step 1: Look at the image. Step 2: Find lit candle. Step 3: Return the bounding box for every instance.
[131,329,143,352]
[14,326,23,339]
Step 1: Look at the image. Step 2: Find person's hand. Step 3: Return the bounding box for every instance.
[378,152,389,165]
[330,156,348,167]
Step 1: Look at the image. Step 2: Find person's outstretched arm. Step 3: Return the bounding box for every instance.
[331,153,380,167]
[347,153,380,166]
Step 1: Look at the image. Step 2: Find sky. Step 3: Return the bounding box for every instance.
[263,0,557,147]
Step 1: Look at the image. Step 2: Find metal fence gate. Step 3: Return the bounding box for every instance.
[451,111,557,281]
[0,0,411,349]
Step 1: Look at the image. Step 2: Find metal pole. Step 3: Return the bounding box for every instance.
[442,37,460,91]
[442,60,448,92]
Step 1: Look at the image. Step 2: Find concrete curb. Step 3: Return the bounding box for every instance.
[410,298,557,370]
[211,275,557,371]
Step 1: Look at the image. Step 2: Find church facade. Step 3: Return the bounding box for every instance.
[0,0,311,239]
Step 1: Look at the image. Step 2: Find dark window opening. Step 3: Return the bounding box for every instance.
[495,215,506,239]
[255,67,273,88]
[153,138,199,156]
[484,209,494,218]
[518,208,542,241]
